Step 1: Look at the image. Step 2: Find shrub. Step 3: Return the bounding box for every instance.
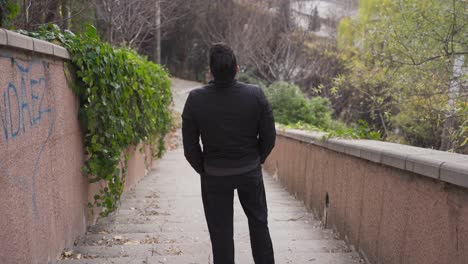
[309,96,332,128]
[265,81,381,140]
[237,69,267,87]
[264,81,332,127]
[324,120,382,140]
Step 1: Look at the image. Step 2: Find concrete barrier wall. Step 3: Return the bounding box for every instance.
[0,29,154,264]
[264,129,468,264]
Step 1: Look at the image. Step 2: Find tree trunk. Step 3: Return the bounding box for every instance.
[22,0,28,28]
[280,0,292,32]
[440,55,465,151]
[154,0,161,64]
[45,0,60,23]
[29,1,44,29]
[61,0,69,30]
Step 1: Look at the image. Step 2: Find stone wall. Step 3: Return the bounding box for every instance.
[0,29,154,264]
[264,129,468,264]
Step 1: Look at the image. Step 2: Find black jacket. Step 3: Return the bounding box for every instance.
[182,80,276,176]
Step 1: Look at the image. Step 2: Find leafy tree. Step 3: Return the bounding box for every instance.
[335,0,467,152]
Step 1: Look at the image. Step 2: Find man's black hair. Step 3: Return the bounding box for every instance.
[209,43,237,81]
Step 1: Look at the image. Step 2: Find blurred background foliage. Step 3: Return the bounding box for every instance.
[1,0,466,152]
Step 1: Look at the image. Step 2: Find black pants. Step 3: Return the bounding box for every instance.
[201,167,275,264]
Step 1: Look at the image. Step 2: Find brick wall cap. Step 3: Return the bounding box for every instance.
[278,128,468,189]
[0,28,70,60]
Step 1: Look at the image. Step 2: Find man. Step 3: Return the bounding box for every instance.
[182,43,276,264]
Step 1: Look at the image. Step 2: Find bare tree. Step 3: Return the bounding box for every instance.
[192,0,339,85]
[16,0,88,30]
[161,0,344,87]
[92,0,186,54]
[23,0,44,28]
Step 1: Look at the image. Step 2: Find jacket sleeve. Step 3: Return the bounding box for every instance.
[182,92,204,174]
[257,88,276,164]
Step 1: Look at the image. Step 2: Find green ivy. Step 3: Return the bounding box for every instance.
[324,120,382,140]
[280,119,382,141]
[20,25,172,216]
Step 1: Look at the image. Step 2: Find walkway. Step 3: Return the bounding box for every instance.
[57,79,363,264]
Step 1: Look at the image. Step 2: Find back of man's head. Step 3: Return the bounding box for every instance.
[209,43,237,82]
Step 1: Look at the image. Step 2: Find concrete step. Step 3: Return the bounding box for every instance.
[80,228,337,247]
[118,195,298,205]
[97,207,316,222]
[57,252,362,264]
[67,238,350,259]
[74,232,207,247]
[95,211,318,226]
[87,222,329,237]
[57,255,205,264]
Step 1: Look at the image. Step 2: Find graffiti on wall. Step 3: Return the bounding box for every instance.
[0,61,52,143]
[0,56,56,216]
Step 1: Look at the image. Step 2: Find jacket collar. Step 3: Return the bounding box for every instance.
[209,79,237,88]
